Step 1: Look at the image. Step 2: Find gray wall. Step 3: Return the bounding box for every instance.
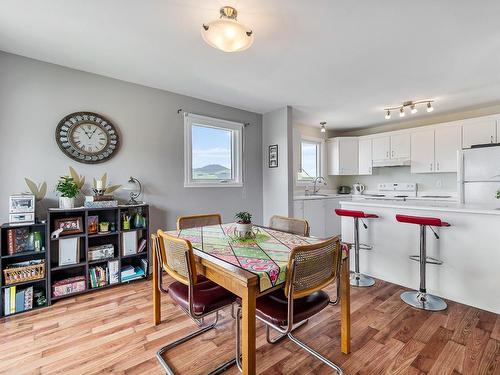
[0,52,263,229]
[262,106,293,224]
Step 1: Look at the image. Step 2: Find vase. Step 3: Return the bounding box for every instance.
[236,222,253,238]
[59,197,75,209]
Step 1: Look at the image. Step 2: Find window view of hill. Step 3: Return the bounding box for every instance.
[193,164,231,180]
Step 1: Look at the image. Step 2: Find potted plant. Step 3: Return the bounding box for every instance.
[56,176,80,209]
[235,211,252,238]
[496,190,500,199]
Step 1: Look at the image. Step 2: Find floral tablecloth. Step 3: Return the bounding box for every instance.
[165,223,325,292]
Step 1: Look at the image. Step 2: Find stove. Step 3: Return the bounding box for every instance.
[357,183,417,201]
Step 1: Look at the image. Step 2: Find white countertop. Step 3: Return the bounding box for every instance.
[294,194,351,200]
[341,199,500,215]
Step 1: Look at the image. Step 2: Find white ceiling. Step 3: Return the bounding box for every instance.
[2,0,500,130]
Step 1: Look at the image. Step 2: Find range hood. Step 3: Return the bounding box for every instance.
[372,158,411,167]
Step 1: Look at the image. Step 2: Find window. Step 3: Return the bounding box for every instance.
[184,113,243,187]
[298,140,321,182]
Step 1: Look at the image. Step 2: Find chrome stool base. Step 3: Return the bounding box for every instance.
[350,272,375,287]
[401,291,447,311]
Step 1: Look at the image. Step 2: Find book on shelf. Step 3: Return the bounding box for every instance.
[108,260,119,285]
[6,227,30,255]
[4,285,33,315]
[89,265,108,288]
[140,258,148,274]
[85,195,115,202]
[121,266,145,282]
[137,238,147,253]
[120,265,135,278]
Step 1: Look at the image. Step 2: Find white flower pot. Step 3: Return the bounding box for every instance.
[59,197,75,209]
[236,222,253,238]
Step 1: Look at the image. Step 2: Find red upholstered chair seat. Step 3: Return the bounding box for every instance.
[396,214,450,227]
[251,289,330,327]
[168,275,236,315]
[334,208,378,219]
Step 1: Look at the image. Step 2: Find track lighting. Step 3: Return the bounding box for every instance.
[320,121,326,133]
[384,100,434,120]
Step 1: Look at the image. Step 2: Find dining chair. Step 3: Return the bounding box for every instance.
[268,215,310,237]
[153,230,237,375]
[235,236,343,374]
[177,213,222,230]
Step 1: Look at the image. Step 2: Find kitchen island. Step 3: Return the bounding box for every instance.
[340,199,500,314]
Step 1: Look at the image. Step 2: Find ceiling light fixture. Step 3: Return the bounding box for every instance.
[201,6,254,52]
[384,100,434,120]
[320,121,326,133]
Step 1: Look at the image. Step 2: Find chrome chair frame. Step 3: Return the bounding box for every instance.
[234,245,343,374]
[153,235,236,374]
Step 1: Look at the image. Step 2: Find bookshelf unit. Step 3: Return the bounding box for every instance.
[0,222,49,318]
[47,204,150,303]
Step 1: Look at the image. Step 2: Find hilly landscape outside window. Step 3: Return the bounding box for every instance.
[191,125,232,180]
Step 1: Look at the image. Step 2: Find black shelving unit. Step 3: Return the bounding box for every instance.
[47,204,149,303]
[0,222,49,318]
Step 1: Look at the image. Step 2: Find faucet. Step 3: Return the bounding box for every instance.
[313,176,327,194]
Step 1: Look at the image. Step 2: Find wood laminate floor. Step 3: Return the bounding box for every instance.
[0,277,499,375]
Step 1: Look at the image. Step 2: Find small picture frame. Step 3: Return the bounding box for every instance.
[59,237,80,266]
[87,216,99,234]
[54,217,84,235]
[269,145,278,168]
[9,194,35,214]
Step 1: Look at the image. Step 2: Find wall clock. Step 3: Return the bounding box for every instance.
[55,112,120,164]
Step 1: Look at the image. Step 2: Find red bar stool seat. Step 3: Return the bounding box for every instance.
[396,214,450,311]
[335,208,379,287]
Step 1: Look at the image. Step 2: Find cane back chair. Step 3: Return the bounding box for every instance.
[153,230,236,374]
[177,213,222,230]
[268,215,310,237]
[235,236,343,374]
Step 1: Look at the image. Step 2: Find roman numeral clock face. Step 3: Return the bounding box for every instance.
[56,112,120,164]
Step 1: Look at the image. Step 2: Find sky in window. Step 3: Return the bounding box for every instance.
[301,142,318,178]
[192,125,232,169]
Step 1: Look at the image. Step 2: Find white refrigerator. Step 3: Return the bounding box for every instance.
[458,145,500,205]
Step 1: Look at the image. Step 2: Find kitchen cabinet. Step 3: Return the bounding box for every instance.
[411,129,435,173]
[372,136,391,161]
[358,138,373,175]
[435,124,461,172]
[390,134,410,159]
[325,199,342,236]
[303,199,326,237]
[327,137,358,175]
[462,118,497,148]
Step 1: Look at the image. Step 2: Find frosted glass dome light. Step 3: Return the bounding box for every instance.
[202,6,254,52]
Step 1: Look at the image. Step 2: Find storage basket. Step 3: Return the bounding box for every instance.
[3,261,45,285]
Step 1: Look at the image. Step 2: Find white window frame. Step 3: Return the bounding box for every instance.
[296,136,324,186]
[184,113,244,187]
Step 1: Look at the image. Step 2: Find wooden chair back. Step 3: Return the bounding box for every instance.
[268,215,310,237]
[284,236,341,299]
[177,213,222,230]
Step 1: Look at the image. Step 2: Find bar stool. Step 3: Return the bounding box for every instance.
[335,208,378,287]
[396,214,450,311]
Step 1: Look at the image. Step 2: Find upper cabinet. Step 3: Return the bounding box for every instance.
[390,134,411,159]
[411,123,461,174]
[435,124,461,172]
[372,136,391,161]
[358,138,373,175]
[411,129,435,173]
[462,118,497,148]
[327,137,359,175]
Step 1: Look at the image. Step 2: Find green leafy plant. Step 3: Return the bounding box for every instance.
[69,166,86,190]
[24,178,47,201]
[496,190,500,199]
[235,211,252,224]
[92,172,121,194]
[56,176,80,198]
